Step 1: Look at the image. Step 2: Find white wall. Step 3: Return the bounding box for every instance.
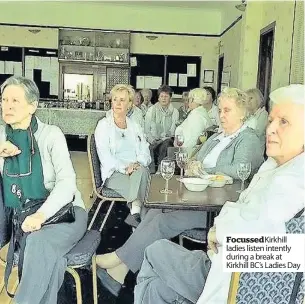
[0,1,222,35]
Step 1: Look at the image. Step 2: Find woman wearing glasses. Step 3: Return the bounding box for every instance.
[95,88,265,296]
[0,76,87,304]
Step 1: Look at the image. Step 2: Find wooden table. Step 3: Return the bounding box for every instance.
[145,175,241,211]
[145,175,241,230]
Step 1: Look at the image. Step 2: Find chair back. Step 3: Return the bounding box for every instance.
[87,134,103,191]
[228,210,305,304]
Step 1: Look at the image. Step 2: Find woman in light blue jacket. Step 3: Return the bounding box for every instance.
[95,84,151,220]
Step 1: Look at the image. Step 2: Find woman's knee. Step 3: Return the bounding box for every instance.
[74,207,88,232]
[24,230,54,258]
[146,239,172,260]
[152,211,178,234]
[137,166,150,179]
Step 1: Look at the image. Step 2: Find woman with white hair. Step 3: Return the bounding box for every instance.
[95,88,264,296]
[0,76,87,304]
[95,84,151,220]
[245,88,268,147]
[175,88,213,154]
[134,84,305,304]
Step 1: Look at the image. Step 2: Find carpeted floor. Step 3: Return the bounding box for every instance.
[58,198,207,304]
[58,199,135,304]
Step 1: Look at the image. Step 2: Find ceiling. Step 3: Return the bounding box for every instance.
[100,1,240,10]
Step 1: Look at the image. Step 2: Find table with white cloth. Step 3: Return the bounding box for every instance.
[0,108,106,136]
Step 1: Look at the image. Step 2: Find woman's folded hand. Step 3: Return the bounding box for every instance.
[125,162,141,175]
[185,160,204,177]
[0,141,21,157]
[21,212,46,233]
[207,226,219,254]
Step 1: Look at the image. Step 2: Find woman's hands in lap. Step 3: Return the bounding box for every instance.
[22,212,46,233]
[207,226,219,254]
[0,141,21,157]
[125,162,141,175]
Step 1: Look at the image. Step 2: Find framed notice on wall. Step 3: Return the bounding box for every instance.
[203,70,214,83]
[222,71,231,85]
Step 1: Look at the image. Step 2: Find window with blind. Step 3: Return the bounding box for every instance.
[290,1,304,84]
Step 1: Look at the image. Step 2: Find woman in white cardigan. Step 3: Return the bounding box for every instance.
[0,76,87,304]
[95,84,151,221]
[175,88,213,155]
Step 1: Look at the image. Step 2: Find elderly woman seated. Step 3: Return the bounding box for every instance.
[245,88,269,148]
[129,92,145,129]
[106,90,144,130]
[133,90,144,108]
[140,88,153,115]
[95,84,151,221]
[134,84,305,304]
[0,76,87,304]
[174,88,213,155]
[203,86,220,127]
[177,91,189,124]
[95,87,264,296]
[144,85,179,173]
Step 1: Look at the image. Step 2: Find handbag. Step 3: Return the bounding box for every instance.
[4,198,75,298]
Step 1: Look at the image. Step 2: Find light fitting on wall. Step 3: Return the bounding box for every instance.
[146,35,158,41]
[235,0,247,12]
[28,29,41,34]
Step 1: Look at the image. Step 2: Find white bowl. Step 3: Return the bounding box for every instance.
[181,177,211,192]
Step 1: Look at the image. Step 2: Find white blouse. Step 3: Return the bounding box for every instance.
[202,125,246,168]
[113,125,137,167]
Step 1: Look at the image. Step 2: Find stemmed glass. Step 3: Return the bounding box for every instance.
[176,151,188,181]
[237,163,251,193]
[175,135,184,152]
[160,159,175,194]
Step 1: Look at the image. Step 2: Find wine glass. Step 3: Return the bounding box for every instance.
[176,151,188,181]
[160,159,175,194]
[237,163,251,193]
[175,135,184,152]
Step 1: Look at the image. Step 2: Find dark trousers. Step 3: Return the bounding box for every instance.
[149,138,174,173]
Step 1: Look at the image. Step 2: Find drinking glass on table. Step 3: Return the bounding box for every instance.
[237,163,251,193]
[175,135,184,152]
[160,159,175,194]
[176,151,188,181]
